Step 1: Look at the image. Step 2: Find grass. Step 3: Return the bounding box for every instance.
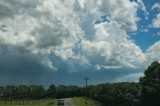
[0,99,56,106]
[72,97,104,106]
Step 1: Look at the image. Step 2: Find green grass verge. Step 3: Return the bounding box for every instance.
[72,97,103,106]
[0,99,56,106]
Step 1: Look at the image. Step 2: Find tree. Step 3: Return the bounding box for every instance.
[0,86,4,96]
[47,84,56,98]
[17,85,31,98]
[4,86,17,97]
[140,61,160,106]
[30,85,45,99]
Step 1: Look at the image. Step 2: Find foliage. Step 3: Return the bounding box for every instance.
[140,61,160,106]
[88,82,141,106]
[56,85,82,98]
[46,84,56,98]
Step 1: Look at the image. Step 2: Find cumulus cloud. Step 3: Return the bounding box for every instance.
[0,0,142,71]
[146,41,160,63]
[152,13,160,28]
[81,21,146,70]
[98,0,139,31]
[0,0,159,85]
[152,3,160,10]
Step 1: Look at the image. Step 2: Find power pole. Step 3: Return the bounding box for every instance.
[84,76,89,106]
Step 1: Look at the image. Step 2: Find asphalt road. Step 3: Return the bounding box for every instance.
[56,98,75,106]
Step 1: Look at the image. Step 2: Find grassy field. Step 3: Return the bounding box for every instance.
[0,99,56,106]
[72,97,104,106]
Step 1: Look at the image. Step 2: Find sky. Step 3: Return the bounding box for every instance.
[0,0,160,87]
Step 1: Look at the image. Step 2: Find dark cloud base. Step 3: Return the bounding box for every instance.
[0,66,143,87]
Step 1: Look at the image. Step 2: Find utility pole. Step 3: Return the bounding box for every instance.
[84,76,89,106]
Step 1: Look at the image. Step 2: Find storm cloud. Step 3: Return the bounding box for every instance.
[0,0,159,86]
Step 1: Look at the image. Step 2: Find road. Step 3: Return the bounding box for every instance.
[56,98,75,106]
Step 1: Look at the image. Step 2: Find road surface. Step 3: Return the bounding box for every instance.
[56,98,75,106]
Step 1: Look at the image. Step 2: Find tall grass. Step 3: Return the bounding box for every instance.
[72,97,104,106]
[0,99,55,106]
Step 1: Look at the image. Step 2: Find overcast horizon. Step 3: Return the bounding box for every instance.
[0,0,160,87]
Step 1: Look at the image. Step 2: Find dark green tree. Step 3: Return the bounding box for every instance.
[0,86,4,96]
[17,85,31,98]
[140,61,160,106]
[47,84,56,98]
[30,85,45,99]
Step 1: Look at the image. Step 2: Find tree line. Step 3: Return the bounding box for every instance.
[87,61,160,106]
[0,61,160,106]
[0,84,84,104]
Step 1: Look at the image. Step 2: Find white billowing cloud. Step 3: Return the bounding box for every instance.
[146,41,160,63]
[96,0,139,31]
[152,3,160,10]
[0,15,38,45]
[0,0,86,71]
[81,40,113,69]
[0,0,159,80]
[81,21,146,70]
[152,13,160,28]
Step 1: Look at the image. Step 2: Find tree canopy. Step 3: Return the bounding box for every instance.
[140,61,160,106]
